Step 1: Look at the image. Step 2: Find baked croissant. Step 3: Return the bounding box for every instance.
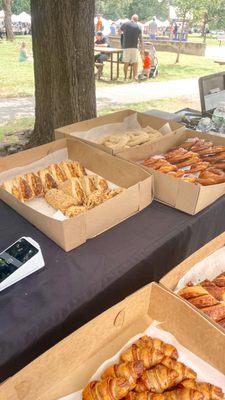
[160,356,197,384]
[180,379,224,400]
[126,388,203,400]
[135,365,178,393]
[135,336,178,359]
[83,377,131,400]
[120,345,164,368]
[101,361,144,389]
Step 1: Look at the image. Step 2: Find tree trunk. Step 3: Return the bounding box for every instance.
[175,16,186,64]
[2,0,14,41]
[29,0,96,146]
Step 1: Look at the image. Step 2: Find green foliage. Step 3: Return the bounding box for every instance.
[11,0,30,14]
[95,0,168,21]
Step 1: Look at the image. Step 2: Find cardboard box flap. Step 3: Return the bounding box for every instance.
[1,283,225,400]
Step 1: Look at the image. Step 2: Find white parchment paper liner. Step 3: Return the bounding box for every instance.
[59,321,225,400]
[175,246,225,292]
[69,113,172,143]
[0,149,119,221]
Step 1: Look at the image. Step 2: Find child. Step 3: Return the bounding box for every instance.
[140,50,151,80]
[19,42,29,62]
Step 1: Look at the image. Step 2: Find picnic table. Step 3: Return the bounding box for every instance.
[94,46,123,80]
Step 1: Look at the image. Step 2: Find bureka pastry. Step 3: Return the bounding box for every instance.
[180,379,224,400]
[38,168,58,192]
[16,176,34,201]
[2,179,23,201]
[45,189,76,212]
[126,388,204,400]
[120,344,164,368]
[25,172,44,198]
[161,356,197,384]
[59,178,86,205]
[48,163,67,183]
[135,336,178,359]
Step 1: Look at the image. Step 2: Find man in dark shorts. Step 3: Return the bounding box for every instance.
[120,14,144,80]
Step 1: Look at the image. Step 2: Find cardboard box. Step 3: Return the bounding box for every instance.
[0,282,224,400]
[0,138,153,252]
[55,109,183,155]
[119,129,225,215]
[160,232,225,331]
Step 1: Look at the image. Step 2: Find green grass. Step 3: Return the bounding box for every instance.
[0,35,224,96]
[188,34,221,47]
[0,117,34,141]
[0,35,34,97]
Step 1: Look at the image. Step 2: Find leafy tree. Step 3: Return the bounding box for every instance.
[12,0,30,14]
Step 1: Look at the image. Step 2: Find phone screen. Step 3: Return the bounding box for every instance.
[0,238,38,283]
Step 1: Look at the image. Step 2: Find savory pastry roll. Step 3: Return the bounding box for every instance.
[59,178,86,205]
[45,189,76,212]
[92,175,108,192]
[15,176,34,201]
[84,191,106,209]
[2,179,23,201]
[38,168,58,192]
[80,175,97,196]
[48,163,67,183]
[60,160,86,179]
[25,172,44,198]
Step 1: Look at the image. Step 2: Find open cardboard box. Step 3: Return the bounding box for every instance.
[0,282,224,400]
[0,138,153,252]
[119,129,225,215]
[160,232,225,330]
[55,109,183,156]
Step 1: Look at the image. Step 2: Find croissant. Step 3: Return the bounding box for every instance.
[135,365,178,393]
[120,345,164,368]
[2,179,23,201]
[59,178,86,205]
[160,356,197,384]
[180,379,224,400]
[38,168,58,192]
[25,172,44,198]
[15,176,34,201]
[83,377,131,400]
[135,336,178,359]
[101,361,144,389]
[126,388,203,400]
[45,189,76,212]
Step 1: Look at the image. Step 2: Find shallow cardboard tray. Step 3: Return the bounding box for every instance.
[0,282,224,400]
[55,109,183,155]
[119,129,225,215]
[0,138,153,252]
[160,232,225,330]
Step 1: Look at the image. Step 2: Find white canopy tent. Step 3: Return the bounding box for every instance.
[0,10,4,19]
[17,12,31,23]
[94,17,111,36]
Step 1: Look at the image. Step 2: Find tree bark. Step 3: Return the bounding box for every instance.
[2,0,14,41]
[29,0,96,146]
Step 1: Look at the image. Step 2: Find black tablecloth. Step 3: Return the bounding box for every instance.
[1,196,225,380]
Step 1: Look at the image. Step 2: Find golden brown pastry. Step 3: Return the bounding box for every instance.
[213,272,225,287]
[202,152,225,162]
[80,175,97,196]
[101,361,144,389]
[83,377,132,400]
[135,365,178,393]
[93,175,108,192]
[45,189,76,212]
[174,156,200,170]
[38,168,58,192]
[60,160,86,179]
[143,156,165,167]
[135,336,178,359]
[160,356,196,384]
[2,179,23,201]
[180,379,224,400]
[189,162,209,174]
[158,165,178,173]
[188,294,219,308]
[48,163,67,183]
[178,286,209,300]
[16,176,34,201]
[84,190,106,209]
[25,172,44,198]
[126,388,203,400]
[63,205,86,218]
[200,280,225,302]
[202,303,225,322]
[59,178,86,205]
[120,345,164,369]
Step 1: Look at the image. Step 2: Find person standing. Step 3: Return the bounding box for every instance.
[95,15,104,34]
[149,17,157,40]
[120,15,144,81]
